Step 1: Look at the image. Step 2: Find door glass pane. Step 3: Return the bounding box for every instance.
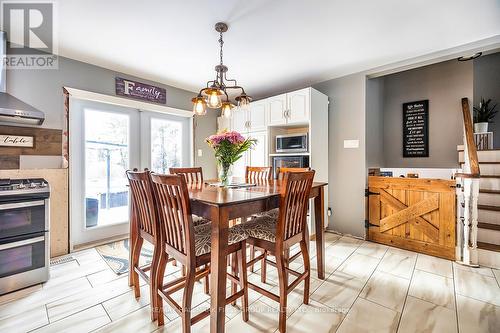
[84,110,129,228]
[150,118,182,173]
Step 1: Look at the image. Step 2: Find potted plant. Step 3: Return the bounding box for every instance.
[473,97,498,133]
[206,130,256,186]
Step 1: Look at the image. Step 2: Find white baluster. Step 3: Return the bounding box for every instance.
[462,178,472,265]
[455,177,464,261]
[470,178,480,265]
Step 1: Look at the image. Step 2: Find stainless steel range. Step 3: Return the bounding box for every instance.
[0,178,50,295]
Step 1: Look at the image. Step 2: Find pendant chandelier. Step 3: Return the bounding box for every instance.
[192,22,251,118]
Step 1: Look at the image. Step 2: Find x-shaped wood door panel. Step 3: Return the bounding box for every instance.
[379,189,439,242]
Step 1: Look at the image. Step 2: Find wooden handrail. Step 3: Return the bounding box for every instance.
[461,98,480,177]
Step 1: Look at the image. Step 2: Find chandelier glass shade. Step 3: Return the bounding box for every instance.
[192,22,251,117]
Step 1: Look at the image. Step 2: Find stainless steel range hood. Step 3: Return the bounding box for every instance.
[0,31,45,126]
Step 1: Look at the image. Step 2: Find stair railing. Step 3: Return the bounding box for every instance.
[455,97,480,266]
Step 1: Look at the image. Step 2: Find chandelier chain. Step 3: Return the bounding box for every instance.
[219,31,224,66]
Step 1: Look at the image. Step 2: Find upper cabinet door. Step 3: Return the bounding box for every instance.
[248,131,268,167]
[232,107,248,133]
[287,88,310,124]
[268,93,287,126]
[248,100,267,131]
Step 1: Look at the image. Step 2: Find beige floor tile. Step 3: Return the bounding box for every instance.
[452,262,494,277]
[47,275,132,322]
[86,269,123,287]
[355,241,388,259]
[43,259,108,289]
[102,284,150,321]
[336,297,399,333]
[31,304,110,333]
[95,306,159,333]
[336,253,380,281]
[324,231,342,244]
[0,304,48,332]
[325,237,362,260]
[224,300,279,333]
[311,271,365,312]
[377,250,416,279]
[456,294,500,333]
[409,270,455,309]
[415,254,453,278]
[285,300,344,333]
[454,268,500,306]
[398,296,457,333]
[0,277,92,321]
[359,271,410,312]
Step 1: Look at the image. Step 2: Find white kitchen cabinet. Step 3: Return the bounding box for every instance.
[248,131,268,167]
[231,108,247,133]
[287,88,310,124]
[248,100,267,131]
[268,93,288,126]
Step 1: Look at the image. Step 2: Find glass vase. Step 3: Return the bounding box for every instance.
[218,163,233,187]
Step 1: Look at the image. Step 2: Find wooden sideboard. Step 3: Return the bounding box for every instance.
[367,176,456,260]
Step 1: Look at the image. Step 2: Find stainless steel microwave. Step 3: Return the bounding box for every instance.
[276,133,308,153]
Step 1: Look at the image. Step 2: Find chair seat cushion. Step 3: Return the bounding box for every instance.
[252,208,279,220]
[242,215,277,242]
[194,223,247,256]
[192,215,210,227]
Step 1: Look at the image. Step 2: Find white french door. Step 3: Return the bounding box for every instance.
[70,99,192,248]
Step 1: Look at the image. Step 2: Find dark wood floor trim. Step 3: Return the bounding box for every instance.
[478,241,500,252]
[478,222,500,231]
[478,204,500,212]
[480,189,500,194]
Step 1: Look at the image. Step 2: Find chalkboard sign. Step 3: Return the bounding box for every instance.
[403,100,429,157]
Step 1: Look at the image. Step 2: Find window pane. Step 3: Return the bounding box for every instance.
[84,110,129,228]
[151,118,182,173]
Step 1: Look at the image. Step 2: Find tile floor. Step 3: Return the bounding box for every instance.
[0,233,499,333]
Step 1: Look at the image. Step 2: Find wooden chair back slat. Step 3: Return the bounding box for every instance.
[151,173,195,257]
[246,166,272,182]
[277,171,315,241]
[126,170,157,238]
[170,167,204,185]
[276,167,311,180]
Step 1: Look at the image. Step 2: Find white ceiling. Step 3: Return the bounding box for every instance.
[56,0,500,98]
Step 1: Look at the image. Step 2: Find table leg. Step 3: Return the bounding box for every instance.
[209,207,229,333]
[314,186,325,280]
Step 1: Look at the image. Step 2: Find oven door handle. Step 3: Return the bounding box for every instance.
[0,200,45,211]
[0,235,45,250]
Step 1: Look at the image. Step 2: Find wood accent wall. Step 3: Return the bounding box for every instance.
[0,125,63,169]
[0,169,69,257]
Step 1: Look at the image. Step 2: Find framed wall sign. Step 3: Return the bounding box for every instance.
[115,77,167,104]
[403,100,429,158]
[0,134,34,148]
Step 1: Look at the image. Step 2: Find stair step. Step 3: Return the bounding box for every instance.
[478,242,500,252]
[478,222,500,231]
[480,189,500,194]
[478,204,500,212]
[481,175,500,179]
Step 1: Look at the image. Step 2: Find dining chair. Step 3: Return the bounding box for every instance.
[248,166,311,273]
[245,166,273,182]
[150,173,250,331]
[244,170,315,333]
[126,170,163,321]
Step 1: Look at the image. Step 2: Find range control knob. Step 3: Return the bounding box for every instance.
[17,183,26,189]
[40,182,47,188]
[29,182,37,188]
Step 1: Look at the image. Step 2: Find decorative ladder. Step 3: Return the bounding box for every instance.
[455,98,481,266]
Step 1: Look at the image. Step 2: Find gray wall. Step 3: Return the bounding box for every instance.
[366,77,385,168]
[474,52,500,148]
[382,60,473,168]
[313,74,367,238]
[5,55,217,177]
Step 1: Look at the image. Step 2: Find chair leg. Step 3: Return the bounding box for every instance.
[276,250,288,333]
[284,248,290,285]
[203,264,210,295]
[260,250,267,283]
[155,249,168,326]
[150,242,159,322]
[231,252,238,306]
[299,240,310,305]
[181,267,196,333]
[237,243,249,322]
[132,237,143,298]
[128,235,137,287]
[249,245,255,273]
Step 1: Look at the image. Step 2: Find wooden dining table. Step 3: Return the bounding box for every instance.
[187,178,328,333]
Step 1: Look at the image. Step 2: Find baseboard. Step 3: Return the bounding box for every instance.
[72,233,129,252]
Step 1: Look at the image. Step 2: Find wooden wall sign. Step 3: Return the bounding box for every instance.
[0,134,34,148]
[115,77,166,104]
[403,100,429,157]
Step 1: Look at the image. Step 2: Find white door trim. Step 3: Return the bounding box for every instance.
[64,87,194,118]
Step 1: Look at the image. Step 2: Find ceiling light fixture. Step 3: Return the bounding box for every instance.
[457,52,482,61]
[191,22,251,118]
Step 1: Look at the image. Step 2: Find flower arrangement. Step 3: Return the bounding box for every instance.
[206,130,256,186]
